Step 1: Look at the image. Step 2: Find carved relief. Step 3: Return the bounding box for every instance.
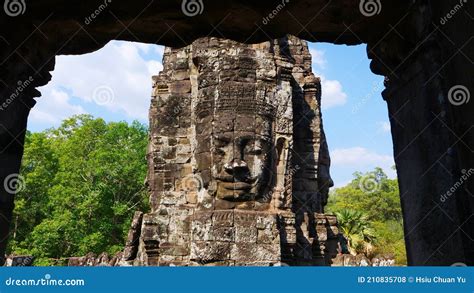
[132,35,337,266]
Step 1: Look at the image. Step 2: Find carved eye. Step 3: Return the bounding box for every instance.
[252,139,272,156]
[245,140,264,156]
[213,147,225,156]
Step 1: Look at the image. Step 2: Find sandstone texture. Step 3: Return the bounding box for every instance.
[126,35,337,266]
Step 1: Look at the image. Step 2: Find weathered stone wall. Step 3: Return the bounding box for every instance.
[124,35,338,266]
[126,209,339,266]
[331,254,396,267]
[65,212,339,267]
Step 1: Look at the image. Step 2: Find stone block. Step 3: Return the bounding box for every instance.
[190,241,231,261]
[235,226,258,243]
[230,243,280,262]
[159,243,190,256]
[212,210,234,227]
[256,214,276,230]
[257,228,279,244]
[212,226,235,242]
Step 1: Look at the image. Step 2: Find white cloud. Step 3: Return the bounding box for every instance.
[131,42,159,54]
[377,121,391,133]
[146,60,163,76]
[31,41,164,126]
[320,75,348,110]
[308,45,347,110]
[332,147,393,167]
[310,48,326,69]
[29,89,85,125]
[331,147,396,178]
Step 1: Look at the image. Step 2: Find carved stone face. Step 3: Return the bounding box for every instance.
[197,113,274,202]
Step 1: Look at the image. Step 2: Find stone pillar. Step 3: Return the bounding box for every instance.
[368,0,473,265]
[0,32,55,264]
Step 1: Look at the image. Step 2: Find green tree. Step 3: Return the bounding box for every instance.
[7,115,149,265]
[327,167,407,265]
[7,131,59,251]
[327,167,402,222]
[334,209,376,255]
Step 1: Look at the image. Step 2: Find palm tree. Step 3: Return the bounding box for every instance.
[334,209,376,255]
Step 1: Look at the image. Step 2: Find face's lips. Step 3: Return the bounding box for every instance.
[215,176,259,192]
[214,174,257,183]
[217,187,257,200]
[221,182,253,190]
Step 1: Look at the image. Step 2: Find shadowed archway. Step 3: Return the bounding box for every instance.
[0,0,473,266]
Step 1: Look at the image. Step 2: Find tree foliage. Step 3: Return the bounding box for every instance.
[326,167,407,265]
[334,209,376,255]
[7,115,149,265]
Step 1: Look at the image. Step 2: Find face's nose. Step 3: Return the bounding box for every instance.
[224,159,250,180]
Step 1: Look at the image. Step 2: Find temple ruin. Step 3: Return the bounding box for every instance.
[117,35,336,266]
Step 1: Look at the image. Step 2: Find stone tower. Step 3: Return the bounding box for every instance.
[124,36,338,266]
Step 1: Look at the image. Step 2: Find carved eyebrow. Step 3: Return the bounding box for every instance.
[237,135,255,142]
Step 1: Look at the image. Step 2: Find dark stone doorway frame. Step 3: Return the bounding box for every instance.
[0,0,472,265]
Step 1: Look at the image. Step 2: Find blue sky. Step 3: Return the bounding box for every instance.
[29,40,395,187]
